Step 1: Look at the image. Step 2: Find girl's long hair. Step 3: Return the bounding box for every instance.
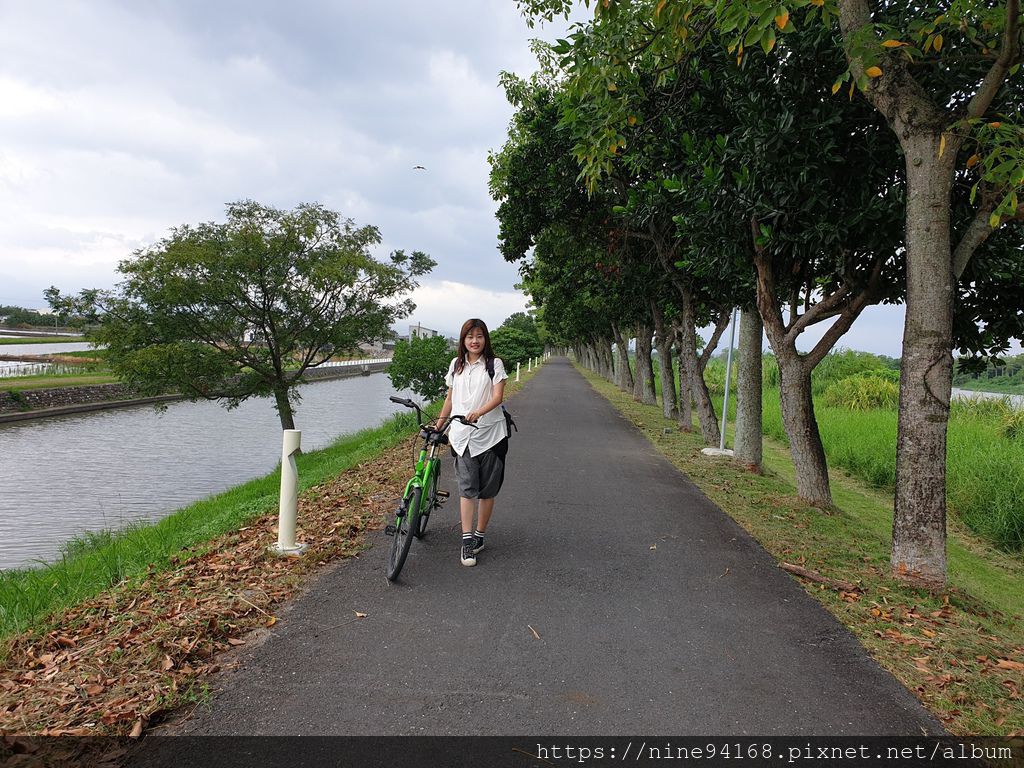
[455,318,495,374]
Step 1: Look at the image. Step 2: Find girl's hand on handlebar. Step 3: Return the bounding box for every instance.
[465,411,479,423]
[435,418,446,431]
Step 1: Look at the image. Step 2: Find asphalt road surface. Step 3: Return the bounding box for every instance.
[162,357,940,737]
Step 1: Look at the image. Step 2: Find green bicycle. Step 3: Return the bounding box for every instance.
[385,396,475,581]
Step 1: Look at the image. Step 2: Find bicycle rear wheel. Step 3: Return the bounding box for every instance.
[386,487,421,581]
[416,463,439,539]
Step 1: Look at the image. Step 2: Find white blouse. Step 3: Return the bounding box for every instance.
[444,356,508,457]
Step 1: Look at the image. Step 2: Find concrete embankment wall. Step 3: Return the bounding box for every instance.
[0,361,390,423]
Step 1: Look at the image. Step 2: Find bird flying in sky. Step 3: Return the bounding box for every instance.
[413,165,426,170]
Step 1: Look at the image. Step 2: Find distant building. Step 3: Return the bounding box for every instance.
[409,322,438,339]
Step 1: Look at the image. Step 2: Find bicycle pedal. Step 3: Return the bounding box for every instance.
[436,490,450,499]
[384,525,397,536]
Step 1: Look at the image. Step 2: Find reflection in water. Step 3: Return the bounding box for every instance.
[0,341,95,356]
[0,374,416,570]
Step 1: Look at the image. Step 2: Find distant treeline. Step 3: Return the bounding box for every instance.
[954,355,1024,394]
[0,305,48,327]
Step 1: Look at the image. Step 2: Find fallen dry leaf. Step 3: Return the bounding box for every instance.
[527,625,541,640]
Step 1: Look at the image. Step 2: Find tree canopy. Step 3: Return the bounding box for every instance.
[388,334,451,402]
[94,200,434,430]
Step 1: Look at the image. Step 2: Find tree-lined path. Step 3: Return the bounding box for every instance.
[168,358,938,736]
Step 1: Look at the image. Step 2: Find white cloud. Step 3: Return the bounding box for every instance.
[404,280,530,338]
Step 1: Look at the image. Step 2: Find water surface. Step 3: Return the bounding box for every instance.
[0,374,415,570]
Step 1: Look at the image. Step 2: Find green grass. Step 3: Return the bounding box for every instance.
[0,409,421,641]
[647,353,1024,552]
[758,388,1024,552]
[0,336,85,346]
[0,374,118,391]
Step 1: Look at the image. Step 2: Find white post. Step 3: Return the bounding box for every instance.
[271,429,307,556]
[528,358,533,372]
[516,361,521,382]
[719,307,738,451]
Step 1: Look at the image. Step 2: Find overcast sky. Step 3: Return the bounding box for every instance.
[0,1,956,356]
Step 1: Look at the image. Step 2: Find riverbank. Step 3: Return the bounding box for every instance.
[0,361,391,422]
[0,361,544,735]
[578,365,1024,736]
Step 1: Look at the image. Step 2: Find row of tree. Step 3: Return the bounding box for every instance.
[492,0,1024,586]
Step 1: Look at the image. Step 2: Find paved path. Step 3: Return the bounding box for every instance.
[168,358,939,736]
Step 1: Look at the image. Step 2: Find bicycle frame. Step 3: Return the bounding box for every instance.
[400,439,442,505]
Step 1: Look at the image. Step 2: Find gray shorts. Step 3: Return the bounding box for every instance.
[452,439,508,499]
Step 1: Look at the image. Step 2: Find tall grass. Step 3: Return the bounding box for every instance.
[0,410,420,639]
[761,387,1024,552]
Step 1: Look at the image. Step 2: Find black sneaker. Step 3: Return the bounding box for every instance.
[460,540,477,567]
[471,535,485,554]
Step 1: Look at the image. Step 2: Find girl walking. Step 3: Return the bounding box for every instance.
[435,318,508,567]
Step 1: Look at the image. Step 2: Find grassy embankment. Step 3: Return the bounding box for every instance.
[587,363,1023,735]
[0,337,83,346]
[0,349,116,392]
[0,362,543,734]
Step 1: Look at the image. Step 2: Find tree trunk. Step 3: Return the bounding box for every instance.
[633,322,657,405]
[892,133,954,587]
[678,288,720,445]
[598,336,615,380]
[776,353,831,506]
[273,384,297,432]
[734,306,763,471]
[673,326,693,432]
[612,323,634,392]
[652,301,678,419]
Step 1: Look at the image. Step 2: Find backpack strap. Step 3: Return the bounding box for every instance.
[487,357,494,379]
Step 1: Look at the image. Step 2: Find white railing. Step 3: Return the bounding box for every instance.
[318,358,392,368]
[0,363,77,377]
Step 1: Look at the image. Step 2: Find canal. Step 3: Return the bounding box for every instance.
[0,372,416,571]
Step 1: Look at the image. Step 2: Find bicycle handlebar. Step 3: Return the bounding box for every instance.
[389,397,477,432]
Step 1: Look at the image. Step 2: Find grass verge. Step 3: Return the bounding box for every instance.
[0,374,118,392]
[0,361,544,735]
[0,337,83,346]
[578,364,1024,737]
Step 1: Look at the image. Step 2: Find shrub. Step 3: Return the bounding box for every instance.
[822,374,899,410]
[387,335,451,401]
[811,348,892,395]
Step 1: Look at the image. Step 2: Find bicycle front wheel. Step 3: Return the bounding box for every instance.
[416,463,439,539]
[386,487,421,581]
